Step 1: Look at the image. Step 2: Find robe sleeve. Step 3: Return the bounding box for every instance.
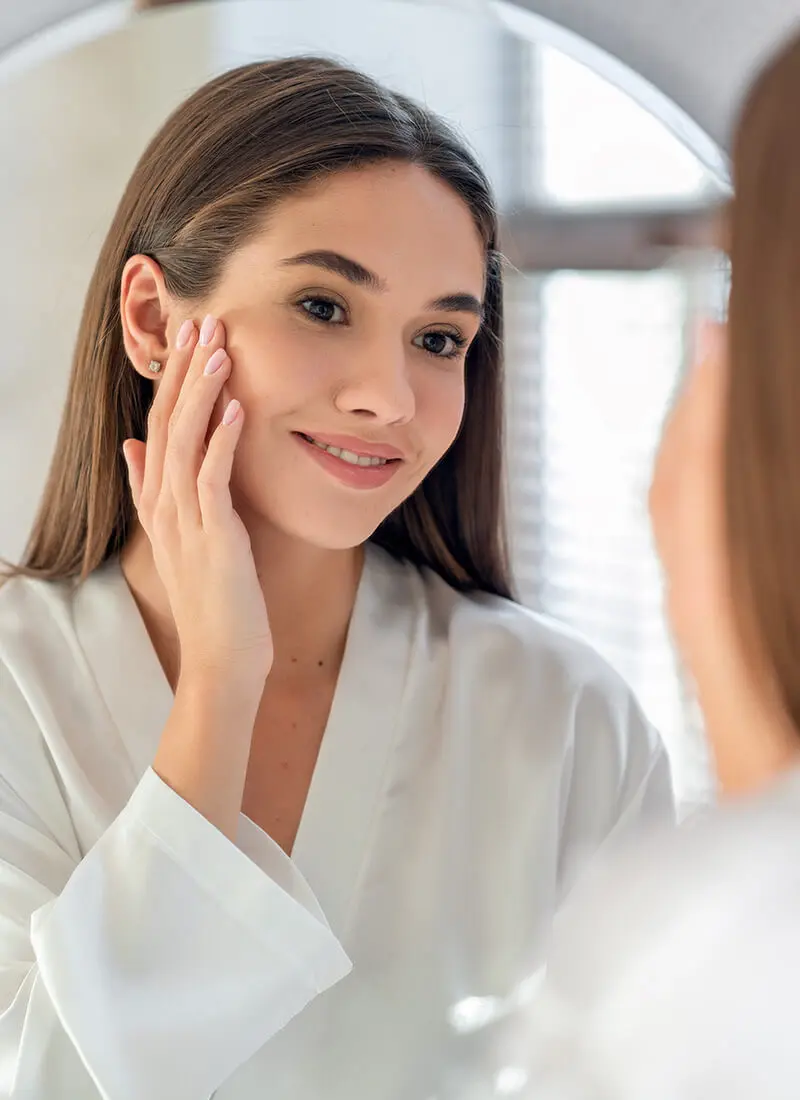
[517,675,683,1098]
[0,762,352,1100]
[555,667,678,903]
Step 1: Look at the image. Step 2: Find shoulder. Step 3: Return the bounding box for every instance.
[0,570,93,837]
[619,769,800,909]
[552,773,800,989]
[404,558,675,876]
[0,567,85,699]
[0,569,83,684]
[0,569,78,643]
[423,563,623,683]
[418,562,652,733]
[397,553,669,788]
[536,774,800,1094]
[0,563,114,739]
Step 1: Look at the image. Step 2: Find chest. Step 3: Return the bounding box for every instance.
[242,674,337,856]
[220,737,565,1100]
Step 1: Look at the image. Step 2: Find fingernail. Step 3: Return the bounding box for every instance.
[204,348,228,375]
[199,314,217,346]
[176,319,195,349]
[222,398,241,425]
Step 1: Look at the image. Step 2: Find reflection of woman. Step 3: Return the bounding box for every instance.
[527,31,800,1100]
[0,58,672,1099]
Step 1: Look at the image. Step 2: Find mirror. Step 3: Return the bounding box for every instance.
[0,0,726,801]
[0,1,734,1093]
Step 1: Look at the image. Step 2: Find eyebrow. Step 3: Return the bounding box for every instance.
[279,250,484,318]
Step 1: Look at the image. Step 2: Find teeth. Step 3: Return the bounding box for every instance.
[307,436,388,467]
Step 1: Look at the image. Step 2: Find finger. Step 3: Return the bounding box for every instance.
[206,377,229,448]
[141,317,199,514]
[170,316,227,427]
[161,316,227,507]
[165,348,233,528]
[122,439,146,514]
[196,397,243,532]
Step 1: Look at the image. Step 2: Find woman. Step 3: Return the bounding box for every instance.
[0,57,672,1099]
[526,30,800,1100]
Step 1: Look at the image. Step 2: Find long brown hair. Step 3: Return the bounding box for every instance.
[8,57,512,599]
[725,30,800,729]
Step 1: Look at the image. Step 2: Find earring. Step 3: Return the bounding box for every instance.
[148,360,162,374]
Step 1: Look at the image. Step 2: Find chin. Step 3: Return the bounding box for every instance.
[261,496,396,552]
[286,520,378,552]
[237,462,426,552]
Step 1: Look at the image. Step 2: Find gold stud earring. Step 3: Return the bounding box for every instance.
[148,360,162,374]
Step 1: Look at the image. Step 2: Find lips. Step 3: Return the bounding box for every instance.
[293,431,403,489]
[295,432,405,463]
[297,435,390,469]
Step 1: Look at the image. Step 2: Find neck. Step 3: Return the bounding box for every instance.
[246,510,364,677]
[120,519,363,688]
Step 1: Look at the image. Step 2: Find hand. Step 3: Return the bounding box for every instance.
[649,322,798,792]
[122,315,272,688]
[649,321,733,675]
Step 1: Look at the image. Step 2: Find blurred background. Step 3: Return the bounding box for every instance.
[0,0,760,805]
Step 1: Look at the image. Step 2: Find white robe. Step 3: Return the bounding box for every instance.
[0,543,673,1099]
[526,766,800,1100]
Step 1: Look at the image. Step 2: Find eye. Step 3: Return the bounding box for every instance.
[413,330,468,359]
[298,296,347,324]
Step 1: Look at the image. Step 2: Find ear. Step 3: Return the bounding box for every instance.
[120,255,177,378]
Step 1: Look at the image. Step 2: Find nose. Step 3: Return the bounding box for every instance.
[333,342,416,426]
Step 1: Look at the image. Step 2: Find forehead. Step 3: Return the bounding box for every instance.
[230,162,487,300]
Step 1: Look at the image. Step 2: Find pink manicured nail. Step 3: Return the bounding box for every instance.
[203,348,228,376]
[176,319,195,349]
[222,399,241,425]
[199,314,217,346]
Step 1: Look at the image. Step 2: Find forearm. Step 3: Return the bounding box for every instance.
[153,673,263,841]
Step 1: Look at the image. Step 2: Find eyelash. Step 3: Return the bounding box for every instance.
[296,295,469,360]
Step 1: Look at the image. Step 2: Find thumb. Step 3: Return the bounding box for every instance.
[121,439,146,512]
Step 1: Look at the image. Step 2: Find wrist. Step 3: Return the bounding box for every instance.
[176,665,265,718]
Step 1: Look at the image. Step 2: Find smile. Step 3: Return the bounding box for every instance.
[293,432,404,491]
[299,433,390,467]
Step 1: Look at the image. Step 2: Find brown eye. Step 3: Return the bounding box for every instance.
[413,331,467,358]
[299,297,346,324]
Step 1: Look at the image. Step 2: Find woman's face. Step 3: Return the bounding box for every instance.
[189,162,486,549]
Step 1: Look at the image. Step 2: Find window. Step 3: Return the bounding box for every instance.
[539,47,711,205]
[504,44,722,805]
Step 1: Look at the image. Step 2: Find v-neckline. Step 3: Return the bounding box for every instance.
[289,545,417,935]
[72,544,418,938]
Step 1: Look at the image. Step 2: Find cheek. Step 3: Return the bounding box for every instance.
[416,371,467,461]
[228,328,334,409]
